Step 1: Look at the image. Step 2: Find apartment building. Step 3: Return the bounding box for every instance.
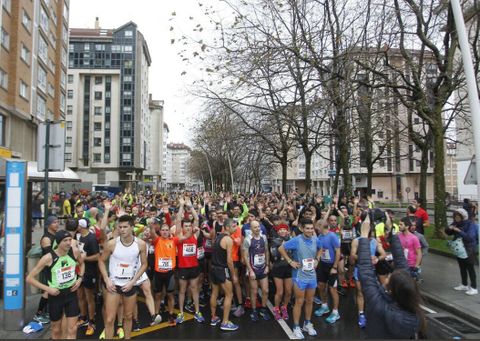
[0,0,69,160]
[166,143,191,189]
[143,95,165,190]
[66,19,152,187]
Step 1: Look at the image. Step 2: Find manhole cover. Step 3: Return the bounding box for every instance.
[433,316,480,334]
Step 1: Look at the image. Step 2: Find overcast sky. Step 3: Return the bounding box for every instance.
[69,0,217,146]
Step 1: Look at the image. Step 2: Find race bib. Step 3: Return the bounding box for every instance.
[342,230,354,240]
[148,245,155,254]
[205,239,212,248]
[403,248,409,260]
[321,249,331,262]
[115,263,134,279]
[183,243,196,257]
[158,258,173,271]
[197,247,205,259]
[302,258,314,271]
[385,254,393,261]
[253,254,265,267]
[56,266,76,285]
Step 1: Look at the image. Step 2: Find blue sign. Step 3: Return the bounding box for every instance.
[328,169,336,177]
[3,161,26,310]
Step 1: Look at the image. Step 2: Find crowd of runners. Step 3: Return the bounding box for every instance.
[24,189,475,339]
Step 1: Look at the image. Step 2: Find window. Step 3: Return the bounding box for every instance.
[94,122,102,131]
[414,117,420,124]
[379,159,385,167]
[104,153,110,163]
[60,93,65,113]
[66,121,72,130]
[37,66,47,91]
[105,137,110,146]
[68,74,73,83]
[69,44,74,52]
[94,106,102,115]
[63,1,69,21]
[62,48,67,66]
[124,45,132,52]
[122,137,131,145]
[122,153,131,161]
[95,76,102,84]
[125,30,133,37]
[94,138,102,147]
[123,75,132,82]
[124,60,133,68]
[0,68,7,89]
[18,43,29,65]
[123,122,132,130]
[67,105,73,115]
[1,27,9,50]
[84,43,90,51]
[38,35,48,63]
[19,81,29,99]
[47,82,54,97]
[67,89,73,99]
[65,153,72,162]
[22,10,32,31]
[37,95,46,119]
[63,25,68,44]
[94,91,102,100]
[95,44,105,51]
[65,136,72,147]
[39,6,49,33]
[94,153,101,162]
[377,191,384,199]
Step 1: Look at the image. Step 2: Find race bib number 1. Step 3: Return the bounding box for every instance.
[115,263,134,279]
[302,258,314,271]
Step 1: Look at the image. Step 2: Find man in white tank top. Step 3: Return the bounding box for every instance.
[98,215,147,339]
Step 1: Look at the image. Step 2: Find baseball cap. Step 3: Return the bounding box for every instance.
[78,219,88,229]
[45,215,58,227]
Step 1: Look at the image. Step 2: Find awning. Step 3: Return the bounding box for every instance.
[0,159,81,182]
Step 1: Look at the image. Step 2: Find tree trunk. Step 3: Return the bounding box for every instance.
[305,152,312,192]
[281,160,288,194]
[432,121,448,238]
[366,165,373,196]
[419,145,429,209]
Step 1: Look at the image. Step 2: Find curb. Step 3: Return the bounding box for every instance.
[421,290,480,327]
[429,248,455,259]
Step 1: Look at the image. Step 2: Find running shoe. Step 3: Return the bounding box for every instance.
[168,314,177,327]
[220,321,239,331]
[151,314,162,325]
[185,302,195,313]
[233,304,245,317]
[176,312,185,324]
[99,329,105,339]
[341,279,348,288]
[349,278,356,288]
[194,312,205,323]
[326,311,340,324]
[250,310,259,322]
[358,313,366,328]
[292,326,305,339]
[466,287,478,296]
[77,316,88,327]
[314,305,330,317]
[313,296,322,305]
[454,284,469,291]
[244,297,252,309]
[273,307,282,321]
[210,316,221,326]
[302,321,317,336]
[132,319,141,332]
[33,313,50,324]
[116,327,125,339]
[259,307,271,321]
[85,322,95,336]
[281,305,289,320]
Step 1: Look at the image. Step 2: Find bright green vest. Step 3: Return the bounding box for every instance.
[47,250,77,290]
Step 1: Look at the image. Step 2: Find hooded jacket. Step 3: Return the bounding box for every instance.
[445,208,479,258]
[358,234,420,339]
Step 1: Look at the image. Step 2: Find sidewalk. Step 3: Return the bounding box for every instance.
[0,294,50,339]
[421,252,480,325]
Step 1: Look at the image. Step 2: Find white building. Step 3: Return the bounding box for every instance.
[143,96,165,190]
[166,143,191,189]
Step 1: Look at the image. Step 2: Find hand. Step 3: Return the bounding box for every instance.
[353,197,359,205]
[330,267,338,275]
[47,287,60,296]
[264,266,269,275]
[232,274,239,284]
[104,200,112,210]
[249,271,256,280]
[70,278,83,292]
[371,256,379,265]
[290,261,300,269]
[314,259,319,269]
[122,281,134,293]
[105,278,116,293]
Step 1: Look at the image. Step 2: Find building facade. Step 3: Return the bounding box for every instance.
[66,19,152,188]
[0,0,69,160]
[166,143,191,190]
[143,95,164,190]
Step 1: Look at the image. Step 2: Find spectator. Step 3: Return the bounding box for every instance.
[411,199,429,234]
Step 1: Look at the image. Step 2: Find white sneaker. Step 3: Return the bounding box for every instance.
[454,285,469,291]
[302,321,317,336]
[293,326,305,339]
[466,287,478,296]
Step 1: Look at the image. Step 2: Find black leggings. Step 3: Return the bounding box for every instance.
[457,257,477,289]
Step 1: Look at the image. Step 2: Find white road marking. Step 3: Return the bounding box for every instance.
[259,290,299,340]
[420,304,437,314]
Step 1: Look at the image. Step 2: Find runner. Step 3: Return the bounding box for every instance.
[243,220,270,321]
[26,230,84,339]
[98,215,148,339]
[398,217,422,279]
[278,218,321,339]
[314,220,341,324]
[269,223,292,321]
[209,218,239,331]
